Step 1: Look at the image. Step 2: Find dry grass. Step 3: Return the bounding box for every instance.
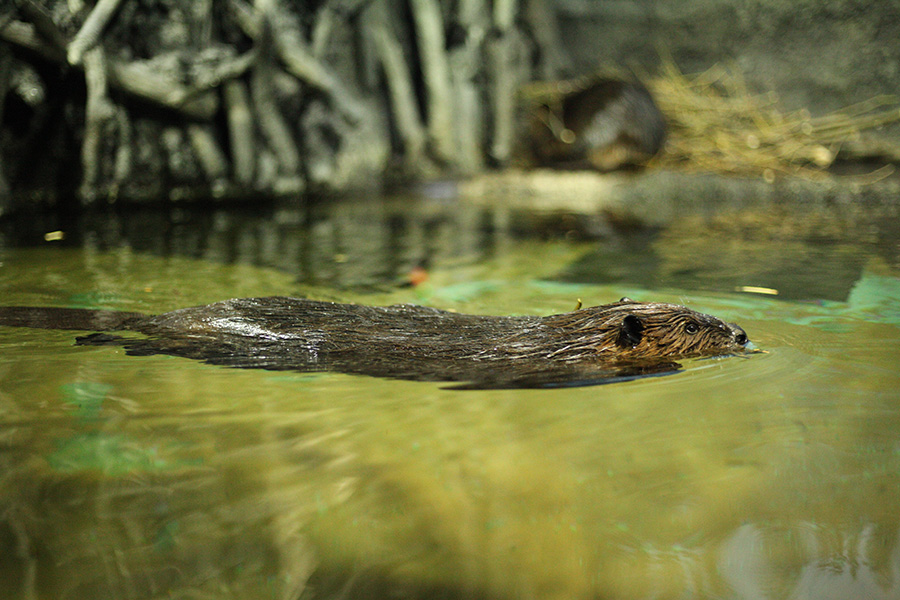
[647,60,900,182]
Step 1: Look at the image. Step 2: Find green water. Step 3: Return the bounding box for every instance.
[1,194,899,600]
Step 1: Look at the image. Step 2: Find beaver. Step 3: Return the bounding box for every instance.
[525,77,667,172]
[0,297,752,388]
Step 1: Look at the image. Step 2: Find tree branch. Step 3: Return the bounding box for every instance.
[67,0,125,65]
[80,47,116,200]
[223,79,257,185]
[410,0,456,163]
[1,20,224,119]
[233,0,368,124]
[366,0,426,165]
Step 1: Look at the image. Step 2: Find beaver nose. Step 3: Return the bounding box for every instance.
[729,323,749,346]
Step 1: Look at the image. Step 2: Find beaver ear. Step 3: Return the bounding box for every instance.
[616,314,644,348]
[619,297,633,303]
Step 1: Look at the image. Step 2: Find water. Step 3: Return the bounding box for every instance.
[0,182,899,599]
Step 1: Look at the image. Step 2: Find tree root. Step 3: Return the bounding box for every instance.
[223,79,257,186]
[67,0,124,65]
[409,0,455,164]
[366,0,427,169]
[0,0,558,202]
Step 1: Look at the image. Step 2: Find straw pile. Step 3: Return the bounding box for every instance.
[648,61,900,182]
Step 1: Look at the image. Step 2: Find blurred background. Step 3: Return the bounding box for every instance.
[1,0,898,205]
[2,2,900,600]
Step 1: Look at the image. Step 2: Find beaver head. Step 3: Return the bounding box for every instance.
[540,298,751,363]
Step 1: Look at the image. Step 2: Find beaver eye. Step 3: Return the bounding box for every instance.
[685,322,699,334]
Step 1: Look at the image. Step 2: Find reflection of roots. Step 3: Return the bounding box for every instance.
[0,415,325,599]
[8,516,37,600]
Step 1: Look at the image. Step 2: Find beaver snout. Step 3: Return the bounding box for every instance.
[728,323,756,352]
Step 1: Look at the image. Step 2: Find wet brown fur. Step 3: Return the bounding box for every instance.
[537,300,748,362]
[0,297,751,388]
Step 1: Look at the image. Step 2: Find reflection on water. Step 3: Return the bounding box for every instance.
[720,523,900,600]
[1,188,899,599]
[0,197,511,293]
[559,205,900,302]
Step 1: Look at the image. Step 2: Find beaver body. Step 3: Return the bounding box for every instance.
[526,77,667,171]
[0,297,751,388]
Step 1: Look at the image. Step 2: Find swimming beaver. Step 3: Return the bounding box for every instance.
[0,297,752,388]
[0,297,752,387]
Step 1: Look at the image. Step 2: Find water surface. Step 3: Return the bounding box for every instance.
[0,189,899,600]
